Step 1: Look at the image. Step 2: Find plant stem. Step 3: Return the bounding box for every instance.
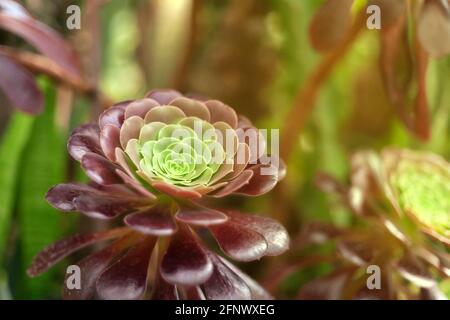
[280,12,366,162]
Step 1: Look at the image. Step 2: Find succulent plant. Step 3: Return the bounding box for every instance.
[307,0,450,141]
[383,149,450,242]
[27,89,288,300]
[0,0,83,114]
[279,148,449,299]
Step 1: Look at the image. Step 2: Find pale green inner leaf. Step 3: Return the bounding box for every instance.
[391,160,450,235]
[127,117,229,187]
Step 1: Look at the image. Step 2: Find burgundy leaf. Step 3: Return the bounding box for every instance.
[219,256,272,299]
[175,207,228,226]
[72,123,100,138]
[115,169,157,200]
[73,193,146,219]
[0,0,82,78]
[46,183,94,212]
[0,54,43,114]
[160,225,213,286]
[124,98,159,119]
[27,228,130,276]
[46,183,151,219]
[68,124,102,161]
[151,273,179,300]
[81,152,122,185]
[152,181,202,200]
[234,164,279,196]
[100,124,121,161]
[201,253,252,300]
[209,221,268,262]
[98,102,129,129]
[63,233,143,300]
[211,170,253,198]
[225,211,289,256]
[96,236,156,300]
[181,286,206,300]
[124,205,177,236]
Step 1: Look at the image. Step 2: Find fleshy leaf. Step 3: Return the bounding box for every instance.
[0,54,43,114]
[201,253,251,300]
[225,211,289,256]
[175,207,228,226]
[63,233,142,300]
[124,205,178,236]
[160,226,213,286]
[96,236,156,300]
[27,228,129,276]
[209,221,268,262]
[81,152,122,185]
[0,0,82,77]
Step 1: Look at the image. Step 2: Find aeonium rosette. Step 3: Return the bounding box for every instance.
[289,148,449,300]
[27,89,288,300]
[380,149,449,243]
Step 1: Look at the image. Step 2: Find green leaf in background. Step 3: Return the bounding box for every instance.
[13,79,68,299]
[0,112,34,299]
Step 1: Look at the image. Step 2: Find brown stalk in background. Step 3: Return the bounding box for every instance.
[170,0,202,91]
[0,46,113,109]
[270,11,365,235]
[78,0,104,116]
[280,12,365,162]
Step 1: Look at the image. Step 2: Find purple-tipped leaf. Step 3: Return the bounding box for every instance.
[201,253,252,300]
[0,0,82,77]
[46,183,151,219]
[209,221,268,262]
[175,207,228,226]
[63,233,143,300]
[27,228,129,276]
[68,124,102,161]
[96,236,156,300]
[124,205,177,236]
[81,152,123,185]
[0,54,43,114]
[225,211,289,256]
[160,226,213,286]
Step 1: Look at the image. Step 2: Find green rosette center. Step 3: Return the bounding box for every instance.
[391,160,450,236]
[126,117,226,188]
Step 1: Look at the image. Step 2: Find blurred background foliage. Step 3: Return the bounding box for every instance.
[0,0,449,299]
